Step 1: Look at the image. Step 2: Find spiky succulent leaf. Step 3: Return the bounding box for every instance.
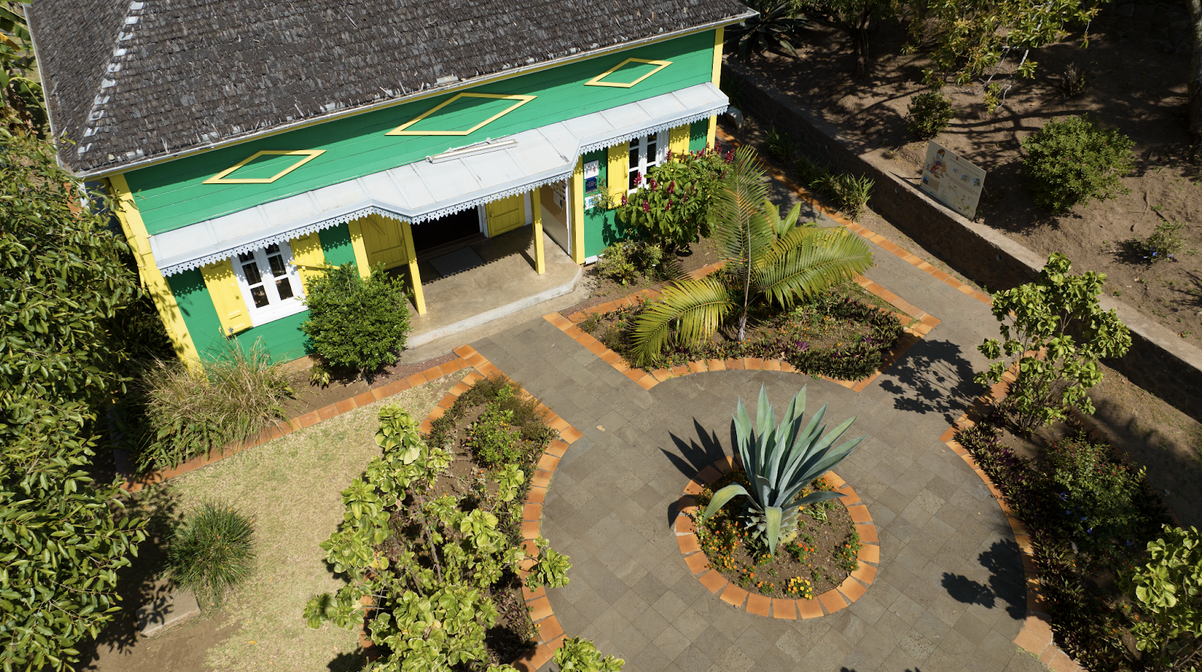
[702,483,752,521]
[764,506,783,556]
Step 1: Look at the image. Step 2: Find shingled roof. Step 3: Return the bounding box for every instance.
[27,0,753,176]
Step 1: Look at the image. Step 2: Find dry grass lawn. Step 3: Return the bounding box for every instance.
[150,373,462,672]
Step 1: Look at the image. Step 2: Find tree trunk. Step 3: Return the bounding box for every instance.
[1190,0,1202,159]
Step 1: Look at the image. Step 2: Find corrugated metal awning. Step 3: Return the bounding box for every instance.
[150,82,728,276]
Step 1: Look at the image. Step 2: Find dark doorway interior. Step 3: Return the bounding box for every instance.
[411,208,481,257]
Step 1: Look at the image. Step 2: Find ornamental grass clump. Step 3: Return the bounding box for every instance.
[702,385,863,556]
[166,501,256,611]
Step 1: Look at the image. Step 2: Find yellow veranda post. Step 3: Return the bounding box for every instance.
[532,187,546,275]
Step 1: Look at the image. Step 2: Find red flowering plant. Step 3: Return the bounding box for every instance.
[614,147,733,250]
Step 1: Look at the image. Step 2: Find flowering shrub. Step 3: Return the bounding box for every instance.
[614,147,733,249]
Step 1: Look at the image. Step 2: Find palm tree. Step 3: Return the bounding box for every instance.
[630,146,874,367]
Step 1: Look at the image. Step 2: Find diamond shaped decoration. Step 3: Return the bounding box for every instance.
[585,58,672,88]
[386,93,536,136]
[203,150,325,185]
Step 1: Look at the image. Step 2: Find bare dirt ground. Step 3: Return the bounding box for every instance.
[735,0,1202,341]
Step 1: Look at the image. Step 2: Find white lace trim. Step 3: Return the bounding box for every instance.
[159,104,727,277]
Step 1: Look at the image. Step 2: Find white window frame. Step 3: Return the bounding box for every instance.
[627,131,668,194]
[231,241,307,326]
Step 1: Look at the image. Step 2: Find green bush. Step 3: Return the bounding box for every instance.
[905,92,954,140]
[302,262,412,374]
[466,404,522,469]
[1021,115,1135,212]
[597,240,665,285]
[794,155,874,220]
[615,147,732,249]
[131,339,292,471]
[167,501,255,610]
[1126,221,1192,263]
[1046,432,1149,556]
[766,126,795,163]
[553,637,625,672]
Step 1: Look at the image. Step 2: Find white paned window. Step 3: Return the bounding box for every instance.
[628,131,668,193]
[232,242,306,325]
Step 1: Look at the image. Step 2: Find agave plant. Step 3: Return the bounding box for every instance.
[703,385,863,556]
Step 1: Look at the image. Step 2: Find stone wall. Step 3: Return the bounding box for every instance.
[722,60,1202,420]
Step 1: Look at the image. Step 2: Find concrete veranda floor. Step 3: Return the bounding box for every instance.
[464,213,1049,671]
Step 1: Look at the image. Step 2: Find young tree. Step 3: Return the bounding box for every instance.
[630,146,873,365]
[975,253,1131,433]
[1127,525,1202,671]
[906,0,1099,111]
[0,129,147,670]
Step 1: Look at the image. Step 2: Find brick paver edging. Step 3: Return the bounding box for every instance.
[543,271,939,393]
[434,345,583,672]
[118,357,475,493]
[937,368,1085,672]
[670,458,879,619]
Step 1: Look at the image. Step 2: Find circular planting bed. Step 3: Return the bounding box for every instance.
[674,457,880,618]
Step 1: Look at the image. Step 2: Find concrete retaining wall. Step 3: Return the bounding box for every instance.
[723,61,1202,420]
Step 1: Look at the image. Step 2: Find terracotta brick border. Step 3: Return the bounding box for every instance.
[939,368,1085,672]
[544,271,939,392]
[432,345,583,672]
[673,458,878,618]
[118,357,475,493]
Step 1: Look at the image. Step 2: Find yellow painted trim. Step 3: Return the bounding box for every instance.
[203,149,325,184]
[108,174,202,367]
[200,259,254,336]
[571,158,585,264]
[347,218,373,280]
[707,115,717,149]
[289,230,327,288]
[83,21,746,180]
[607,143,628,206]
[386,93,536,136]
[712,26,724,88]
[532,186,546,275]
[669,124,690,157]
[584,58,672,88]
[400,222,426,314]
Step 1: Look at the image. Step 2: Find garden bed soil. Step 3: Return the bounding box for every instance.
[730,2,1202,342]
[695,473,859,600]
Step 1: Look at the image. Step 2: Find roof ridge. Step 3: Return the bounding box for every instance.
[75,0,147,162]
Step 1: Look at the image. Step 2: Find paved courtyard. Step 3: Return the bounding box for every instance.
[469,217,1049,671]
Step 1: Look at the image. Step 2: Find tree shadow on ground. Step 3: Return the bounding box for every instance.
[941,539,1027,620]
[327,650,366,672]
[661,418,737,525]
[877,338,985,425]
[75,486,184,667]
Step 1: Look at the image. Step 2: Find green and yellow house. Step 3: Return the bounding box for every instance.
[28,0,752,365]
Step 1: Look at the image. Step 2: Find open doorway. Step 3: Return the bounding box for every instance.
[411,207,483,259]
[539,180,571,256]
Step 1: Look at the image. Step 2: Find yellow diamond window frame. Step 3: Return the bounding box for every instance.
[585,58,672,88]
[386,93,537,136]
[203,149,326,185]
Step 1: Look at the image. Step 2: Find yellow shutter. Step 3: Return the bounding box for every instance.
[607,142,628,206]
[359,214,410,270]
[200,259,253,336]
[486,195,525,236]
[289,231,327,288]
[669,125,690,158]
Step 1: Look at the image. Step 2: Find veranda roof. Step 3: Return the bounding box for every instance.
[149,82,727,276]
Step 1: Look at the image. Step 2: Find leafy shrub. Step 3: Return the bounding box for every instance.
[1127,525,1202,670]
[905,92,954,139]
[766,126,795,163]
[427,374,555,461]
[553,637,625,672]
[302,262,412,375]
[1125,220,1192,264]
[167,501,255,610]
[1046,432,1149,556]
[615,147,732,249]
[1055,62,1091,98]
[794,155,874,219]
[596,240,665,286]
[132,339,292,471]
[467,405,521,469]
[1021,115,1135,212]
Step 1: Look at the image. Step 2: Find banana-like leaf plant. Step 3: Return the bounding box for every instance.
[702,385,863,556]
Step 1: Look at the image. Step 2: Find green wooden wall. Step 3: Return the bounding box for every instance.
[127,30,718,236]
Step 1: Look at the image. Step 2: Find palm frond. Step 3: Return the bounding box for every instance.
[712,147,772,266]
[630,277,734,367]
[753,228,874,308]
